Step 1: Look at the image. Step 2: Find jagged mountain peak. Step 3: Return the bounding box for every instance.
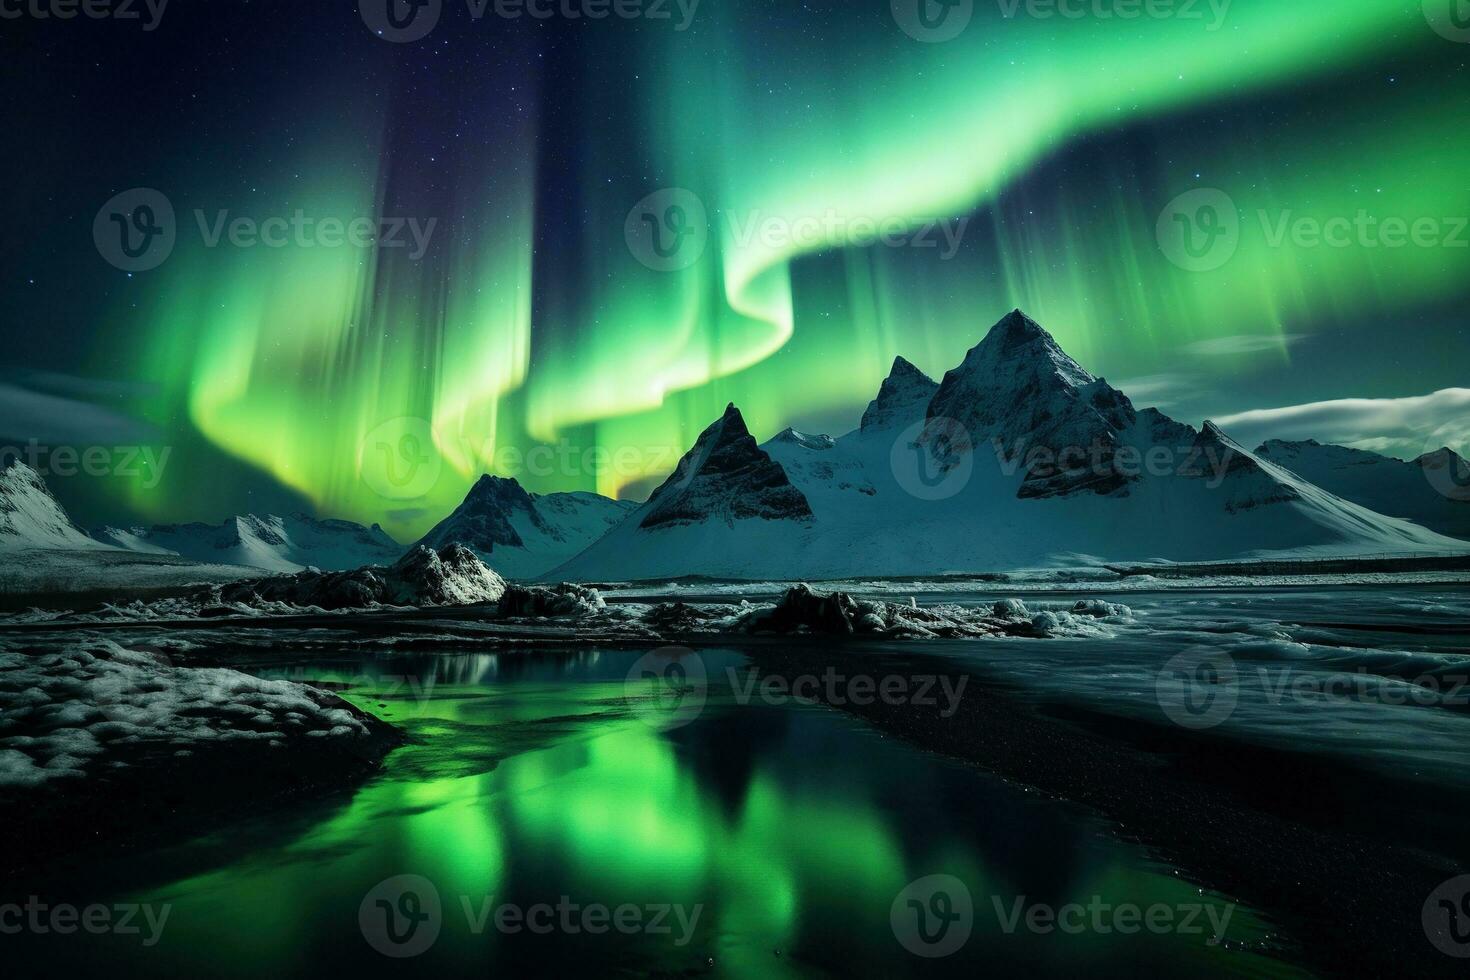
[415,474,635,579]
[887,355,931,382]
[638,403,814,530]
[953,308,1096,389]
[861,357,939,433]
[925,310,1137,499]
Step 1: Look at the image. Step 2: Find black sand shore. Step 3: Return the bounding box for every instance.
[743,641,1469,979]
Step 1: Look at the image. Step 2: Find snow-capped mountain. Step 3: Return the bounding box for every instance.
[1257,440,1470,540]
[0,460,109,552]
[92,514,404,573]
[554,311,1467,581]
[545,405,815,581]
[860,356,938,433]
[923,311,1138,498]
[414,475,636,579]
[638,404,814,529]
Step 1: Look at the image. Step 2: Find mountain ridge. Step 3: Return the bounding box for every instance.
[552,311,1467,581]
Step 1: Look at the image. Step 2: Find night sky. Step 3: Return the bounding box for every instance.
[3,0,1467,540]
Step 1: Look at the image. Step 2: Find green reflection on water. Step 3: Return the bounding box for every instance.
[101,651,1300,978]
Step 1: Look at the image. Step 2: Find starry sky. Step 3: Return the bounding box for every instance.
[3,0,1468,540]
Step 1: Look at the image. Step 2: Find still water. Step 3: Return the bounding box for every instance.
[8,648,1295,978]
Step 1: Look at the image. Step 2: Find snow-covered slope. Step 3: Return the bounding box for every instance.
[91,514,404,573]
[414,476,636,579]
[1257,440,1470,540]
[0,460,109,552]
[554,311,1467,581]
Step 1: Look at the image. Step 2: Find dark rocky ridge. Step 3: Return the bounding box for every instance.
[639,404,814,530]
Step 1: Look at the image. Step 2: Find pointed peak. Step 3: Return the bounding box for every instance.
[707,403,752,442]
[1418,446,1469,467]
[980,308,1061,353]
[887,355,933,384]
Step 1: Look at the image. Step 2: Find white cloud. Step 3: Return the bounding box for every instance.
[0,383,156,447]
[1214,388,1470,460]
[1181,334,1306,357]
[1113,373,1197,408]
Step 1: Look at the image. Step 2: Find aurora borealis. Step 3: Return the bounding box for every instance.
[6,0,1469,539]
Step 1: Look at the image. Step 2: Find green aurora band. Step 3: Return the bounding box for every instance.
[111,1,1470,539]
